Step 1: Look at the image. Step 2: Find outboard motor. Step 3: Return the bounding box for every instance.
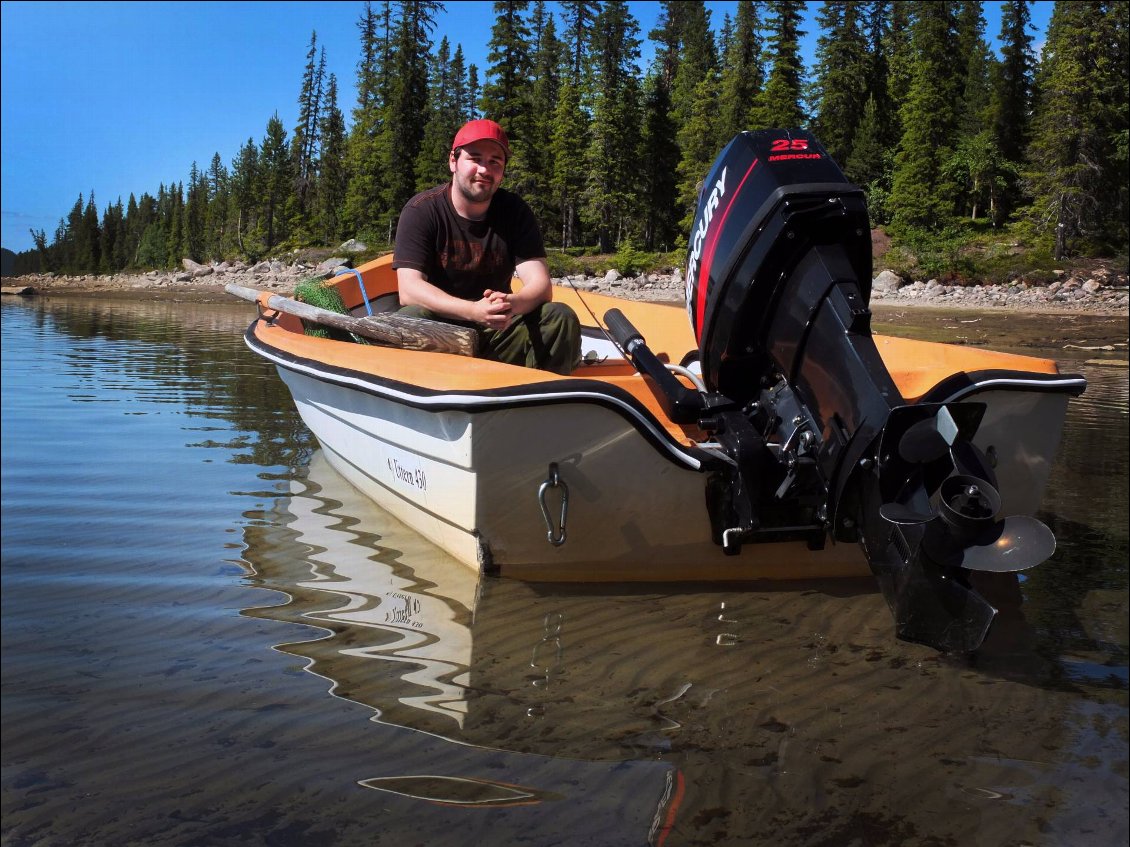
[606,130,1056,652]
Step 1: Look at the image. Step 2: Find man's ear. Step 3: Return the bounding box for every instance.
[448,150,458,174]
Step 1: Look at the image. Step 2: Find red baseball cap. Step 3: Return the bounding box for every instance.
[452,119,510,158]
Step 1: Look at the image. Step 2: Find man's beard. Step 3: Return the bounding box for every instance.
[455,172,497,205]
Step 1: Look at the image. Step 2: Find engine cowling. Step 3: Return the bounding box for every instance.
[684,129,871,404]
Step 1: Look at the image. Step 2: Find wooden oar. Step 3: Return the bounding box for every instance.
[225,282,478,357]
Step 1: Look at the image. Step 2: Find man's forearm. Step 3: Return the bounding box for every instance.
[398,271,476,321]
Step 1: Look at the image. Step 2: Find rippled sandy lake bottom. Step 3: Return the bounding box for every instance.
[2,295,1126,846]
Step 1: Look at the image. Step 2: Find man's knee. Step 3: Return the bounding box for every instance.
[528,302,581,374]
[539,302,580,334]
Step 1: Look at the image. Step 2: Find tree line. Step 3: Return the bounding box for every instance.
[12,0,1128,278]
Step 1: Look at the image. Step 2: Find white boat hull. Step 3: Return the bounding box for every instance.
[277,365,871,581]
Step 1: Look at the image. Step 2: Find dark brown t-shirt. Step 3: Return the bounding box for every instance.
[392,184,546,300]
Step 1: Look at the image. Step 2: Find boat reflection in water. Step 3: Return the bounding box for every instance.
[241,450,682,842]
[274,449,479,732]
[242,451,1125,846]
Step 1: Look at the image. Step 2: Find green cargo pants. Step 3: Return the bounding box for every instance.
[398,301,582,375]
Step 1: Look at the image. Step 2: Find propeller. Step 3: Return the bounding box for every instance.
[862,402,1056,651]
[921,474,1055,572]
[879,430,1055,574]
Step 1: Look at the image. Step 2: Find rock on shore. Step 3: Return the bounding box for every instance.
[4,256,1128,316]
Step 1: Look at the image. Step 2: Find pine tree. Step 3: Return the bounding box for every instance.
[1025,0,1129,258]
[669,1,719,230]
[676,73,723,234]
[132,191,163,269]
[637,71,680,251]
[717,0,763,143]
[184,161,208,262]
[79,192,101,272]
[551,0,598,247]
[990,0,1036,217]
[549,80,588,247]
[292,33,326,224]
[467,64,481,118]
[99,198,123,273]
[954,1,993,137]
[228,138,260,255]
[415,37,460,191]
[205,153,230,260]
[344,1,390,240]
[136,187,167,268]
[637,3,686,251]
[862,1,899,147]
[525,5,565,238]
[317,73,348,243]
[559,0,601,87]
[582,0,643,251]
[649,1,696,89]
[383,1,441,234]
[669,1,716,132]
[449,45,471,123]
[810,0,870,166]
[845,1,900,211]
[884,0,915,138]
[480,1,535,189]
[259,114,293,250]
[889,1,962,231]
[165,183,185,268]
[748,1,806,129]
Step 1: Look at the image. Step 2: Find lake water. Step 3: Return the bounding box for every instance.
[2,295,1127,847]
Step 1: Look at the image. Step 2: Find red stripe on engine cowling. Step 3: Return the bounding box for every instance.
[694,158,760,335]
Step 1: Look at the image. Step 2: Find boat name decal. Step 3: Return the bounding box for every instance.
[685,166,728,315]
[388,457,428,492]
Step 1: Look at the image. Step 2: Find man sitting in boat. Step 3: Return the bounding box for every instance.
[392,119,581,375]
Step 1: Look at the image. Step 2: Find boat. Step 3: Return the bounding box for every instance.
[231,130,1086,652]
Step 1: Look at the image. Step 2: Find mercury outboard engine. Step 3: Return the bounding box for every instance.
[605,130,1057,652]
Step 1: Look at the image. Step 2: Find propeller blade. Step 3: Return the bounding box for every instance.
[955,516,1057,573]
[898,418,951,464]
[923,514,1056,573]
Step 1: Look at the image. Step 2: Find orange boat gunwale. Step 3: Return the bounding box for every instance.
[244,253,1085,468]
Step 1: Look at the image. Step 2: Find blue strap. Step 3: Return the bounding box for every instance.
[336,268,373,316]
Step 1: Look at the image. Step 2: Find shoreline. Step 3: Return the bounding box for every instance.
[4,263,1127,354]
[3,259,1128,317]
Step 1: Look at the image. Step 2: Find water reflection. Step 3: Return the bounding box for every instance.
[244,448,1127,845]
[242,451,681,833]
[6,294,1120,845]
[7,294,313,469]
[246,450,480,732]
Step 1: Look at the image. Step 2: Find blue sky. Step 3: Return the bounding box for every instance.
[1,1,1053,255]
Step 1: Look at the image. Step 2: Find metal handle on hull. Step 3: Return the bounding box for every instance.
[538,463,569,546]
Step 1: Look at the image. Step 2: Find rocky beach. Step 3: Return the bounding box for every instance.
[4,252,1127,315]
[4,252,1127,355]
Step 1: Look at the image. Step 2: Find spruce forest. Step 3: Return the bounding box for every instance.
[11,0,1129,279]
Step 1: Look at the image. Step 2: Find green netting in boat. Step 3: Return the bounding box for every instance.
[293,277,359,341]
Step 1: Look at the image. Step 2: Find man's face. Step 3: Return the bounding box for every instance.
[450,139,507,205]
